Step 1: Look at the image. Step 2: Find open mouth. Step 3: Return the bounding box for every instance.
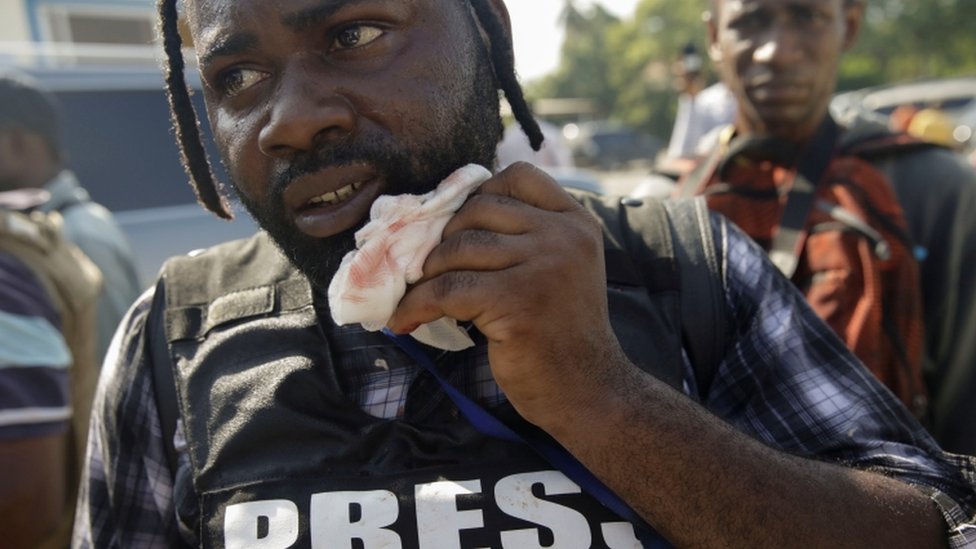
[288,169,383,239]
[304,180,366,209]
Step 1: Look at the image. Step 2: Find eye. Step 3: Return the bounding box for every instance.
[218,67,269,98]
[728,11,766,33]
[332,24,385,51]
[792,6,816,23]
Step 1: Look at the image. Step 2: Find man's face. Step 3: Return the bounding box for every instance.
[0,128,41,192]
[187,0,503,287]
[708,0,861,141]
[0,129,17,192]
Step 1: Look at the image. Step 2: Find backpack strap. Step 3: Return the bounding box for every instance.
[768,116,840,277]
[587,191,731,396]
[147,279,181,474]
[615,194,730,397]
[660,197,729,397]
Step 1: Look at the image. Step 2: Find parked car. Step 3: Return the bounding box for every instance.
[564,122,661,171]
[832,76,976,119]
[943,97,976,152]
[831,75,976,150]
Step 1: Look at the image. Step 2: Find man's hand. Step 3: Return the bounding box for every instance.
[391,163,951,548]
[388,162,627,428]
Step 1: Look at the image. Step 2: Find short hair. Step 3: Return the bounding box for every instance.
[711,0,866,14]
[0,70,62,159]
[156,0,543,219]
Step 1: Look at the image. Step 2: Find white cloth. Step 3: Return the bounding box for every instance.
[328,164,493,351]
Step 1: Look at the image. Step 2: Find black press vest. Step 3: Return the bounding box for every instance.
[155,196,708,548]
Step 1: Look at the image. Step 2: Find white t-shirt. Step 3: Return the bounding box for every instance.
[666,82,737,159]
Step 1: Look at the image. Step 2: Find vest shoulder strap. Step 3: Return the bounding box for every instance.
[662,197,729,396]
[148,232,309,472]
[148,281,179,473]
[570,191,730,397]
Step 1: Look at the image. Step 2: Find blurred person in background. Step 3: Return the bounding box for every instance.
[0,189,101,548]
[906,107,962,151]
[889,104,920,133]
[664,42,736,165]
[637,42,737,199]
[680,0,976,454]
[0,70,142,363]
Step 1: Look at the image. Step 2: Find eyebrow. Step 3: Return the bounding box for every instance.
[281,0,372,32]
[198,0,376,67]
[199,33,259,67]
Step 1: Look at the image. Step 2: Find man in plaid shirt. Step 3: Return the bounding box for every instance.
[74,0,976,547]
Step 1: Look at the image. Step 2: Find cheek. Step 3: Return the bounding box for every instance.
[213,110,265,199]
[714,34,748,76]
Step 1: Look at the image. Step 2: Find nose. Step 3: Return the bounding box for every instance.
[258,61,356,157]
[752,21,802,67]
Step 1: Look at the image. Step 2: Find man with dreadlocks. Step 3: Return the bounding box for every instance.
[73,1,976,547]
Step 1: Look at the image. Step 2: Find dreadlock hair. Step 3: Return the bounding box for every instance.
[157,0,231,219]
[465,0,544,151]
[157,0,544,219]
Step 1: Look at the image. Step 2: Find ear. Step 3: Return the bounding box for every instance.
[704,10,722,63]
[841,1,864,51]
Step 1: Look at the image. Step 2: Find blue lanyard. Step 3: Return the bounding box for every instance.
[383,330,672,549]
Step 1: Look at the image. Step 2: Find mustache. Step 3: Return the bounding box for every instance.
[269,136,406,198]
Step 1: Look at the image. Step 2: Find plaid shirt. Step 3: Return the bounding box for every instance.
[73,215,976,548]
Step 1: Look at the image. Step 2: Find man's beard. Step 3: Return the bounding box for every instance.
[231,67,503,291]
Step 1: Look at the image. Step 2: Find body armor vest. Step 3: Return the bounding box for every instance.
[155,197,709,548]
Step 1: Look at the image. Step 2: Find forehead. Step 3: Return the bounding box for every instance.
[184,0,434,42]
[184,0,470,78]
[716,0,841,15]
[184,0,439,25]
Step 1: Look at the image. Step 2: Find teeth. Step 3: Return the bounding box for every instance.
[308,181,364,207]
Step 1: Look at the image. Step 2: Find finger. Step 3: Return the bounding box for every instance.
[387,270,500,334]
[441,191,541,239]
[421,229,528,281]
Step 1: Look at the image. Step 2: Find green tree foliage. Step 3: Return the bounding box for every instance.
[606,0,714,139]
[526,1,622,120]
[523,0,976,142]
[843,0,976,88]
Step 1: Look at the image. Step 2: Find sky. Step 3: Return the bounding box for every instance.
[507,0,642,83]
